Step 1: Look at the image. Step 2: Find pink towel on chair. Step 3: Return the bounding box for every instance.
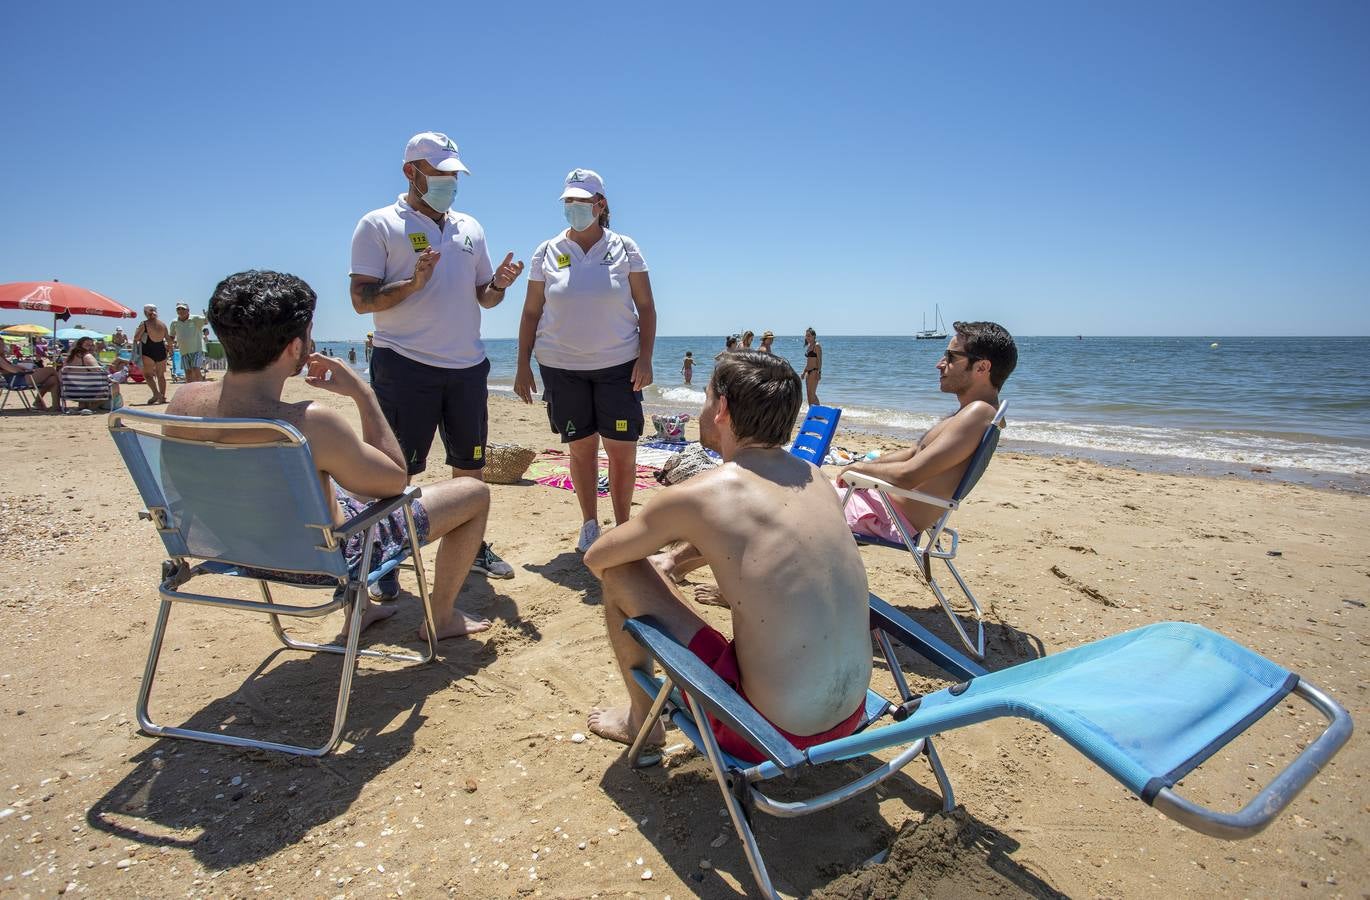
[834,482,919,544]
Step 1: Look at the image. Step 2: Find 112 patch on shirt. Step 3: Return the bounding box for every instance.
[408,233,431,252]
[555,253,571,269]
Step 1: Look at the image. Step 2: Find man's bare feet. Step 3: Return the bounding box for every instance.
[693,585,730,608]
[419,611,492,640]
[588,704,665,747]
[335,598,398,642]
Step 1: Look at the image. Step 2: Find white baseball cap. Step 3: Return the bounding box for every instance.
[560,168,605,200]
[175,300,189,310]
[403,132,470,174]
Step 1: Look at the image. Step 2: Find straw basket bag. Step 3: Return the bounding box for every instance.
[482,443,537,484]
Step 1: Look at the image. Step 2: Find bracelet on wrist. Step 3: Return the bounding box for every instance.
[488,281,506,292]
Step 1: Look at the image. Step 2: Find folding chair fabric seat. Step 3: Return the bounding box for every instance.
[1,371,38,410]
[109,408,439,756]
[59,364,114,411]
[621,600,1352,898]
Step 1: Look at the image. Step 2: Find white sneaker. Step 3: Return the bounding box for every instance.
[576,519,601,553]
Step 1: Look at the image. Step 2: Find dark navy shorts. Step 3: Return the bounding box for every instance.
[370,347,489,474]
[540,358,644,443]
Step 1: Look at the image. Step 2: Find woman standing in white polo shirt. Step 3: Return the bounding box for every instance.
[514,169,657,552]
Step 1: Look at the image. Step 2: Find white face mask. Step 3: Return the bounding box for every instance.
[564,201,597,231]
[417,170,458,212]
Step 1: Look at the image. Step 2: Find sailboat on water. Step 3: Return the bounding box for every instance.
[915,304,948,340]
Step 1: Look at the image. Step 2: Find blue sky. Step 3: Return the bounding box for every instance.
[3,0,1368,340]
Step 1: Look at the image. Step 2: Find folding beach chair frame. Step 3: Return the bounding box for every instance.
[839,401,1008,659]
[1,371,38,410]
[621,601,1352,899]
[109,409,439,757]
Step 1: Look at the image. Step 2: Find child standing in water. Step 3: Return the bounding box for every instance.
[681,351,694,384]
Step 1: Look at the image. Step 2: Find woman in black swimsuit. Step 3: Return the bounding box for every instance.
[134,305,170,404]
[802,327,822,406]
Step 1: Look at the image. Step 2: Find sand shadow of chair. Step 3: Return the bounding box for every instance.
[83,634,485,869]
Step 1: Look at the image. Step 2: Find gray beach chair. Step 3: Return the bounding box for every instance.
[839,400,1007,659]
[622,600,1353,899]
[108,408,439,756]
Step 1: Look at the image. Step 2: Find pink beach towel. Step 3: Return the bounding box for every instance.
[834,482,920,544]
[529,451,658,497]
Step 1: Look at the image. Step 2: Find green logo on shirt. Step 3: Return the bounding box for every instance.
[462,236,473,254]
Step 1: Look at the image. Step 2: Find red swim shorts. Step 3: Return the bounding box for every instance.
[686,626,865,765]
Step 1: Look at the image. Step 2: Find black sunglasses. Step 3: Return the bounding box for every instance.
[940,349,980,364]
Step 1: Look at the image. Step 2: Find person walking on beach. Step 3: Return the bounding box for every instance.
[350,130,523,587]
[348,346,357,364]
[168,302,209,383]
[168,270,497,639]
[514,168,658,553]
[802,327,822,405]
[134,304,170,404]
[583,351,871,760]
[740,330,755,350]
[364,332,373,362]
[758,330,774,354]
[681,351,694,385]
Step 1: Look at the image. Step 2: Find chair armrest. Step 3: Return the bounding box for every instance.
[870,594,988,681]
[334,485,423,540]
[1150,678,1353,839]
[839,472,956,510]
[623,616,807,774]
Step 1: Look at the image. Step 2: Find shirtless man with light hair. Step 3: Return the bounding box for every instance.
[585,351,872,762]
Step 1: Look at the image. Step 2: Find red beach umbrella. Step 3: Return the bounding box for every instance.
[0,281,138,320]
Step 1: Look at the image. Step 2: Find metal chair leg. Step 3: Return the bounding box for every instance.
[926,569,985,660]
[627,678,675,768]
[924,737,955,812]
[684,692,779,899]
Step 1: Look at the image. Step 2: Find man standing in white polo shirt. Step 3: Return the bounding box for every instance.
[350,131,523,584]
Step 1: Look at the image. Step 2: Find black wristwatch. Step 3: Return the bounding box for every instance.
[487,281,506,293]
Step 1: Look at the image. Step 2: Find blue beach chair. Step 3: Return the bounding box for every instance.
[108,408,439,756]
[1,371,38,411]
[788,404,842,465]
[622,600,1352,898]
[839,400,1008,659]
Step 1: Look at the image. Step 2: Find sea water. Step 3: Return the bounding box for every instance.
[313,335,1370,486]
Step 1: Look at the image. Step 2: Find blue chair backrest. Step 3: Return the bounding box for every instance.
[950,401,1008,502]
[109,409,349,580]
[790,405,842,465]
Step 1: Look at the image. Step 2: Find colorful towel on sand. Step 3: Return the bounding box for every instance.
[528,451,658,496]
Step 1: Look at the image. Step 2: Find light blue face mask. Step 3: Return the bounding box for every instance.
[564,201,597,232]
[419,172,458,213]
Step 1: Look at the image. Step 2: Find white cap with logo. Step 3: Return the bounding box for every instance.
[403,132,471,174]
[559,168,605,200]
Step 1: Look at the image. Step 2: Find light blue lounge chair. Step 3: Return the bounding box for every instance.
[108,408,439,756]
[840,400,1008,659]
[622,599,1352,898]
[789,404,841,465]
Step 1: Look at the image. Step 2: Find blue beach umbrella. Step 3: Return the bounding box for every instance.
[56,326,108,340]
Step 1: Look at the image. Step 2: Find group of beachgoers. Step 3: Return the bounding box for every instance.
[158,130,1020,763]
[708,328,824,405]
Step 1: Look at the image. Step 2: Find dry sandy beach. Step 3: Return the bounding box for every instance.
[0,380,1365,898]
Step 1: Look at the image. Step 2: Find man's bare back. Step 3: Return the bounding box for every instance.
[680,451,872,732]
[590,447,871,737]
